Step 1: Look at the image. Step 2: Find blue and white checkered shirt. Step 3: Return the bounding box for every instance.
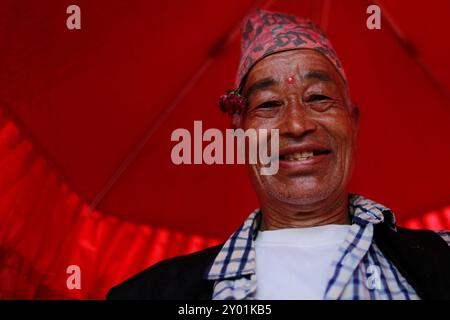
[206,194,450,300]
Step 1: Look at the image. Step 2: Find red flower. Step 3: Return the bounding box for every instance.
[218,90,246,116]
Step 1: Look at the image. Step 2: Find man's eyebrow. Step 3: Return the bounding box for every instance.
[301,70,332,82]
[244,77,278,98]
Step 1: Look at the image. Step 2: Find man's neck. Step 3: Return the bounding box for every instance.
[259,194,350,231]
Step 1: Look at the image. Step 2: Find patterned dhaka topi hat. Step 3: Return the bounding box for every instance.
[219,9,347,116]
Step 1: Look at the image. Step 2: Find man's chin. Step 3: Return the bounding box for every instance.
[263,185,334,206]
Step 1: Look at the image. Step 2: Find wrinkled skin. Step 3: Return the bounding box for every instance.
[235,49,360,230]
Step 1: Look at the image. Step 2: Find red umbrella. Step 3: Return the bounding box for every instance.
[0,0,449,299]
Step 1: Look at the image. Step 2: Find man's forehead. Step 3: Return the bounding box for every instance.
[244,50,342,93]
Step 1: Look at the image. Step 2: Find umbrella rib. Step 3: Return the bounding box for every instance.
[369,0,450,102]
[89,58,213,211]
[89,0,276,211]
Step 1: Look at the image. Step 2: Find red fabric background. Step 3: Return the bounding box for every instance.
[0,108,221,298]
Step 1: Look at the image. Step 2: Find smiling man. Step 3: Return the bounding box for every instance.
[107,10,450,300]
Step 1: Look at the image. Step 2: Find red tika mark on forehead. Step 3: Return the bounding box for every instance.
[286,76,295,84]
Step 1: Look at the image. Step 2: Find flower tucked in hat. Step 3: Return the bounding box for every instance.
[218,90,246,116]
[219,9,347,116]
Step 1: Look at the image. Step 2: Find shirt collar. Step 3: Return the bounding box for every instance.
[206,194,396,281]
[349,194,396,229]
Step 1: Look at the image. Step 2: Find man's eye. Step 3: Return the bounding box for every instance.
[307,94,330,102]
[256,100,282,109]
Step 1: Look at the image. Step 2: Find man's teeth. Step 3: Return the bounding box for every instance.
[284,151,314,161]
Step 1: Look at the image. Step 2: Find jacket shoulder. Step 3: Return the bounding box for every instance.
[106,243,224,300]
[374,224,450,299]
[392,226,450,248]
[377,225,450,252]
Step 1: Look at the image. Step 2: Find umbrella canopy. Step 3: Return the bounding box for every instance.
[0,0,449,299]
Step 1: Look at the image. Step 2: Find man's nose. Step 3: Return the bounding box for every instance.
[279,100,317,137]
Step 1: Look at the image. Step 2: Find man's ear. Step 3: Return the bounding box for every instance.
[351,103,360,138]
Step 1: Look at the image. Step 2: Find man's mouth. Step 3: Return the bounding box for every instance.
[276,145,332,169]
[279,147,331,160]
[279,150,331,161]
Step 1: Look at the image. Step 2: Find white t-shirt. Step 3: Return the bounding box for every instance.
[254,224,350,300]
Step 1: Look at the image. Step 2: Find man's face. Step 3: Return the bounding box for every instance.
[241,49,358,206]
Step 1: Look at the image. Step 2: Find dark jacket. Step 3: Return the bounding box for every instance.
[106,224,450,300]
